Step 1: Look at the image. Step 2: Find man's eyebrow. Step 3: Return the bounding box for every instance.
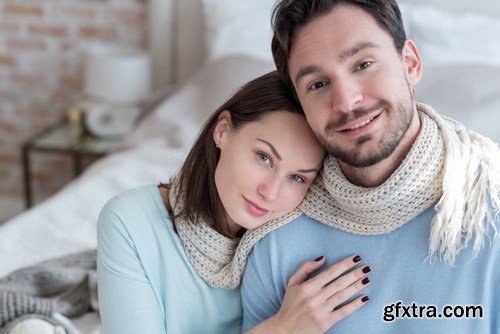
[338,42,379,63]
[294,65,321,86]
[257,138,281,161]
[294,42,378,86]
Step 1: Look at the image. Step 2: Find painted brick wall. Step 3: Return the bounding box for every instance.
[0,0,147,206]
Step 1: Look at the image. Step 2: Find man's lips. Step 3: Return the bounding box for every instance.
[243,197,269,217]
[337,110,383,132]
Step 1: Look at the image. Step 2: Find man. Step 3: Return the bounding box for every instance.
[241,1,500,333]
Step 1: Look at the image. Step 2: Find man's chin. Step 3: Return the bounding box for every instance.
[334,146,394,168]
[338,156,382,168]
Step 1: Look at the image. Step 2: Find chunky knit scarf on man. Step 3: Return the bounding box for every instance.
[171,103,500,289]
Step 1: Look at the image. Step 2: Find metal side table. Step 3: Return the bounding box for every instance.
[22,121,122,208]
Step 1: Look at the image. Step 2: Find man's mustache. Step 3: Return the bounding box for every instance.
[325,101,388,132]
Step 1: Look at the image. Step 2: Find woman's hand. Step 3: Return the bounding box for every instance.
[247,255,370,334]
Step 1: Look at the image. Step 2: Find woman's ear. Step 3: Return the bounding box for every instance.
[401,39,423,86]
[213,110,232,148]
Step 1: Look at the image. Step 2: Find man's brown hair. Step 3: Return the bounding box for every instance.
[271,0,406,95]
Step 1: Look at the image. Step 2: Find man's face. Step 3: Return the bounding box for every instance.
[288,4,422,168]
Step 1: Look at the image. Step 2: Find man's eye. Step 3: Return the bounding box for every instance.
[308,81,326,91]
[257,152,272,165]
[357,61,373,71]
[290,174,305,184]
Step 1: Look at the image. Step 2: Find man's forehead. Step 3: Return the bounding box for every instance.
[289,4,385,54]
[288,7,394,75]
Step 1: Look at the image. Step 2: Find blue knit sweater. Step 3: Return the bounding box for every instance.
[242,205,499,333]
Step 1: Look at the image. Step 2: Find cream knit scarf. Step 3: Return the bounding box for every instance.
[170,177,301,288]
[171,103,499,289]
[299,108,444,235]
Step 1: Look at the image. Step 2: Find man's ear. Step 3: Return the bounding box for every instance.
[213,110,232,148]
[401,39,423,86]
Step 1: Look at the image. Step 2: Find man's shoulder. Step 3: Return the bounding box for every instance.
[252,214,337,255]
[259,214,319,236]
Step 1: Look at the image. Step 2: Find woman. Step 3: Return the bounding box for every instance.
[97,71,371,333]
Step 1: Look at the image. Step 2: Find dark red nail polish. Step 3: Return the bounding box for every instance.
[353,255,361,263]
[314,256,324,262]
[362,277,370,285]
[362,266,371,274]
[362,296,369,302]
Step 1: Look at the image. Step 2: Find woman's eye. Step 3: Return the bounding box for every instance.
[308,81,326,91]
[290,174,305,184]
[257,152,272,166]
[357,61,373,71]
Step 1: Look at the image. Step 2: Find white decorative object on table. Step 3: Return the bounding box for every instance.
[82,45,152,139]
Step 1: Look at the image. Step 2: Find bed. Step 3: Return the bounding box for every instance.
[1,0,499,333]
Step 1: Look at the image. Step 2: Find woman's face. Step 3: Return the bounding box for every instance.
[213,110,325,235]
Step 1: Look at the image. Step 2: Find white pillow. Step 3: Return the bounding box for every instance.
[9,319,66,334]
[201,0,275,62]
[402,4,500,66]
[123,56,275,149]
[201,1,500,68]
[415,64,500,144]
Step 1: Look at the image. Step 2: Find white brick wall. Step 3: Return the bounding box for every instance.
[0,0,147,205]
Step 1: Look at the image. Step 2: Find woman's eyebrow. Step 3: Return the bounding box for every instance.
[257,138,319,173]
[257,138,281,161]
[297,168,319,173]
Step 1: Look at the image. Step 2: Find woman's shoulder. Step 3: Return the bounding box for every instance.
[98,185,171,235]
[97,185,184,279]
[101,185,165,214]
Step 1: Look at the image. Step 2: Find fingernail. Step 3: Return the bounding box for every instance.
[362,266,371,274]
[314,256,324,262]
[362,296,369,303]
[353,255,361,263]
[362,277,370,285]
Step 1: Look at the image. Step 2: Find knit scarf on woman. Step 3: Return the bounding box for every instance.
[171,103,500,289]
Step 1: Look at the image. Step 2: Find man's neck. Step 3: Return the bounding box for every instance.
[339,111,422,188]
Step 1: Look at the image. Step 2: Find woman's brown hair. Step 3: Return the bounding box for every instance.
[168,70,303,238]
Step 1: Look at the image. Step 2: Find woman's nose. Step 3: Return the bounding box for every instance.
[257,175,282,201]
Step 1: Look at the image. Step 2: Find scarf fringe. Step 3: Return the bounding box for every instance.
[425,106,499,265]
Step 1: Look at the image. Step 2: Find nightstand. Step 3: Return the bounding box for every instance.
[22,120,122,208]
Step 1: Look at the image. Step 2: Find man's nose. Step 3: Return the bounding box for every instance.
[257,175,282,201]
[330,78,363,114]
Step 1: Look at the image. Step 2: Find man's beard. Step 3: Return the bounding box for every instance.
[317,89,415,168]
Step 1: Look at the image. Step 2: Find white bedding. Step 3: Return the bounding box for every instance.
[0,147,185,278]
[0,148,185,333]
[1,3,500,333]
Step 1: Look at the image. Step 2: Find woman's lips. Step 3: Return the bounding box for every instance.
[243,197,269,217]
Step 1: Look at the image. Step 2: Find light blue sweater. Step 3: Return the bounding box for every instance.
[97,185,242,334]
[242,205,499,333]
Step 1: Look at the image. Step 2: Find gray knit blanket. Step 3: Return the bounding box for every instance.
[0,250,98,333]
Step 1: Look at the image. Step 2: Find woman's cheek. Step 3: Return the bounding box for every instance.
[289,187,308,209]
[274,188,292,214]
